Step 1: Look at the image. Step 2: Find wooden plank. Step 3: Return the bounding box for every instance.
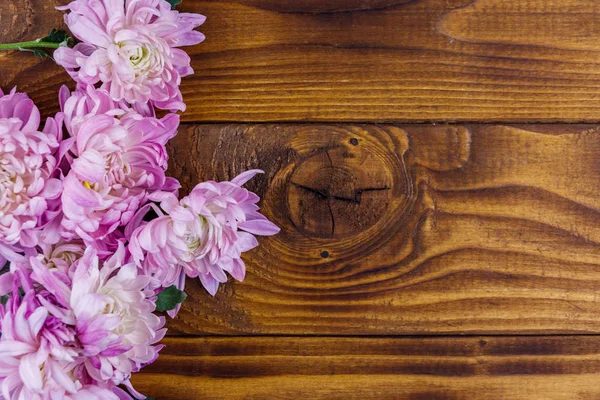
[5,1,600,122]
[164,124,600,335]
[131,336,600,400]
[0,0,67,119]
[0,0,65,44]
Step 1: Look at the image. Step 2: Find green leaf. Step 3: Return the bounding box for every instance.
[165,0,182,9]
[155,285,187,312]
[40,29,69,44]
[0,295,8,306]
[18,48,51,59]
[33,49,50,59]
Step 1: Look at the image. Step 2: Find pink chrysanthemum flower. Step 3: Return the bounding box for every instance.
[5,241,87,296]
[54,0,206,112]
[68,246,166,388]
[34,241,86,274]
[0,257,159,399]
[0,89,63,264]
[0,288,80,399]
[59,86,180,244]
[129,170,280,296]
[27,244,165,399]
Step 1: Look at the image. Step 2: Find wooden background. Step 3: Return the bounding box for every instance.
[3,0,600,398]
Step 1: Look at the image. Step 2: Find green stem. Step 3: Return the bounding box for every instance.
[0,41,62,51]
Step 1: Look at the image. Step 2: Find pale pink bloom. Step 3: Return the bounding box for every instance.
[25,245,165,399]
[55,0,206,112]
[58,84,155,130]
[0,89,63,263]
[13,241,87,275]
[0,257,156,400]
[70,246,166,386]
[59,86,180,244]
[129,170,280,296]
[2,241,86,299]
[37,241,86,274]
[0,288,81,399]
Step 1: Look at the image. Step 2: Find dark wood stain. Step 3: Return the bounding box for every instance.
[131,337,600,399]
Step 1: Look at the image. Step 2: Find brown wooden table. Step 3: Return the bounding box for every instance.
[3,0,600,398]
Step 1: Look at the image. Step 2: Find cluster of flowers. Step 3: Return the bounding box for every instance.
[0,0,279,398]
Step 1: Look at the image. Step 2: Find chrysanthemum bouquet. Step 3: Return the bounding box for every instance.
[0,1,279,398]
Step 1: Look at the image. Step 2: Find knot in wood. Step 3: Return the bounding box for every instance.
[288,146,393,238]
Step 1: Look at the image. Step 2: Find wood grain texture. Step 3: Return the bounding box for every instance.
[4,2,600,397]
[164,124,600,335]
[0,0,65,43]
[5,0,600,121]
[131,336,600,399]
[0,0,67,119]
